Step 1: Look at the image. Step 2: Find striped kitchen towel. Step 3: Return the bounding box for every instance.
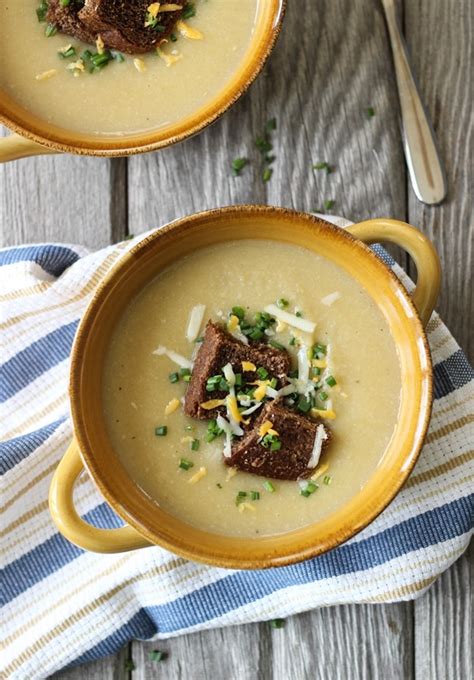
[1,217,473,679]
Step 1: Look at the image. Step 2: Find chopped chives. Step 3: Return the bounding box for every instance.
[179,368,191,377]
[231,306,245,320]
[36,0,48,22]
[312,161,332,173]
[190,438,200,451]
[311,367,321,377]
[270,440,282,451]
[58,45,76,59]
[235,491,247,506]
[263,481,275,493]
[183,2,196,19]
[297,396,311,413]
[262,167,273,182]
[270,618,285,628]
[277,298,289,308]
[269,377,278,389]
[295,310,303,317]
[170,33,178,42]
[326,375,337,387]
[112,51,125,62]
[234,373,243,387]
[289,336,296,346]
[319,391,329,402]
[155,425,167,436]
[179,458,194,470]
[256,367,268,380]
[323,475,332,486]
[59,0,71,6]
[183,374,192,383]
[45,23,58,37]
[269,339,285,350]
[194,336,204,343]
[169,372,179,383]
[149,650,167,662]
[249,328,264,341]
[313,342,327,356]
[250,491,260,500]
[231,157,248,177]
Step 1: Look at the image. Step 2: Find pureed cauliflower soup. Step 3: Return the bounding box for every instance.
[103,240,402,538]
[0,0,259,135]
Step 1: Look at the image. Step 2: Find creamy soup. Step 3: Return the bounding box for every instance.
[0,1,258,135]
[103,240,402,538]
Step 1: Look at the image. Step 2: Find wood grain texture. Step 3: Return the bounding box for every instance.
[0,0,470,678]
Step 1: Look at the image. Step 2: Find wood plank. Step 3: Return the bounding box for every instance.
[53,646,129,680]
[404,0,473,363]
[0,129,126,250]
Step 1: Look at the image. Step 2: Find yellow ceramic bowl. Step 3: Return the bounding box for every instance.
[0,1,285,163]
[49,206,440,569]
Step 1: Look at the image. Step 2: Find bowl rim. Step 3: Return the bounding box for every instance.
[70,204,433,568]
[0,1,286,156]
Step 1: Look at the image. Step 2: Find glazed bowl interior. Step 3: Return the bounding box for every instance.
[71,207,432,568]
[0,2,284,156]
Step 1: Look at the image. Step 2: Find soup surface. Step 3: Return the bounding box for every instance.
[0,1,258,136]
[103,239,402,538]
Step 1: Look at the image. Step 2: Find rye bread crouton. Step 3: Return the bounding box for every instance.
[47,0,184,54]
[78,0,184,54]
[184,322,291,420]
[226,401,332,480]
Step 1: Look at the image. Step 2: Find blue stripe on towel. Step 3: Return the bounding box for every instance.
[0,245,79,277]
[140,495,473,633]
[0,321,78,403]
[433,350,474,399]
[1,504,123,605]
[0,417,66,475]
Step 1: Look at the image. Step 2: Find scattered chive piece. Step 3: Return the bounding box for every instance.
[179,367,191,377]
[231,306,245,320]
[149,650,167,662]
[312,161,332,174]
[313,342,327,356]
[236,491,248,506]
[263,481,276,493]
[324,199,335,211]
[269,339,285,350]
[112,51,125,62]
[232,158,248,177]
[60,0,71,6]
[289,336,296,346]
[124,659,136,671]
[194,336,204,343]
[169,372,179,383]
[297,396,311,413]
[170,33,178,42]
[190,438,200,451]
[36,0,48,22]
[367,106,375,118]
[234,373,242,386]
[45,23,58,37]
[155,425,168,436]
[323,475,332,486]
[262,167,273,182]
[183,374,192,383]
[216,483,223,489]
[319,391,329,402]
[311,367,321,377]
[270,618,285,629]
[300,481,318,497]
[326,375,337,387]
[295,310,303,317]
[179,458,194,471]
[58,45,76,59]
[256,367,269,380]
[277,298,289,309]
[183,3,196,19]
[250,491,260,501]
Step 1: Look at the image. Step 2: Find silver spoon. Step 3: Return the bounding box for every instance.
[381,0,447,205]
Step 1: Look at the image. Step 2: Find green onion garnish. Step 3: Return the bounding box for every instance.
[256,367,268,380]
[319,391,329,402]
[170,33,178,42]
[155,425,168,436]
[326,375,337,387]
[179,367,191,377]
[216,483,223,489]
[250,491,260,501]
[263,481,276,493]
[231,158,248,177]
[183,3,196,19]
[179,458,194,470]
[58,45,76,59]
[190,438,200,451]
[60,0,71,6]
[276,298,289,308]
[269,339,285,350]
[300,481,318,497]
[297,396,311,413]
[289,336,296,346]
[194,336,204,343]
[312,161,332,173]
[323,475,332,485]
[231,306,245,320]
[295,310,303,317]
[169,372,179,383]
[36,0,48,22]
[149,650,167,662]
[262,167,273,182]
[313,342,327,356]
[45,23,58,37]
[270,618,285,628]
[235,491,247,506]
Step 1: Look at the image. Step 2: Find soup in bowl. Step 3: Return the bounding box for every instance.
[0,0,285,161]
[49,206,440,568]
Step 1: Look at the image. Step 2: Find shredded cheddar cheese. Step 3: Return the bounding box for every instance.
[227,314,240,332]
[133,57,147,72]
[35,69,58,81]
[258,420,274,437]
[311,359,327,369]
[241,361,256,372]
[253,383,267,401]
[147,2,161,17]
[226,395,242,423]
[200,399,226,410]
[160,3,183,10]
[311,407,337,420]
[165,398,180,415]
[238,502,256,513]
[156,47,183,66]
[176,20,204,40]
[311,462,330,481]
[188,466,207,484]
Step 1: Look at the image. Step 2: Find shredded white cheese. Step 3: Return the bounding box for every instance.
[321,291,341,306]
[188,466,207,484]
[222,363,236,387]
[186,304,206,342]
[35,69,58,81]
[308,424,328,468]
[264,304,316,334]
[217,415,233,457]
[152,345,192,369]
[297,345,310,385]
[240,402,263,416]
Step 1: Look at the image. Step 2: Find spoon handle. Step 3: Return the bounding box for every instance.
[381,1,447,205]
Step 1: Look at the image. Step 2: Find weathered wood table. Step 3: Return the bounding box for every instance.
[1,0,472,678]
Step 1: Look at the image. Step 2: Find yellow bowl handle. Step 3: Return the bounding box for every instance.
[0,133,57,163]
[346,218,441,328]
[49,439,151,553]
